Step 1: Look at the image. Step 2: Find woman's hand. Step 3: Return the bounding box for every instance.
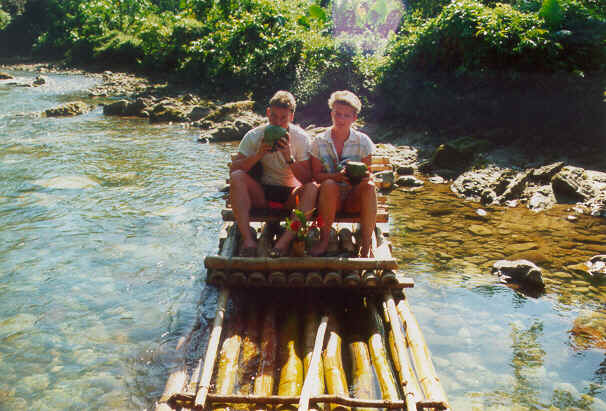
[332,168,350,184]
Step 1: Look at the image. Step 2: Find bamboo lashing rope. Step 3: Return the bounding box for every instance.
[298,315,329,411]
[194,287,230,409]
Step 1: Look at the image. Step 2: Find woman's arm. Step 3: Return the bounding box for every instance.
[311,156,348,183]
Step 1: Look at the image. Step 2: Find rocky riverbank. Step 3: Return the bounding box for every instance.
[2,61,605,221]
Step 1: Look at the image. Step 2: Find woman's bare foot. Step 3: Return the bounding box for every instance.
[310,239,329,257]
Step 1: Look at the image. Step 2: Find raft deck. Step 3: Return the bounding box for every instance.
[155,156,450,411]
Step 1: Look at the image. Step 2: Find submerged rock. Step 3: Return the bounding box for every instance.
[44,101,91,117]
[492,259,545,288]
[0,72,14,80]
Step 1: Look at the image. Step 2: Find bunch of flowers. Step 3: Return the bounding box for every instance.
[285,209,323,240]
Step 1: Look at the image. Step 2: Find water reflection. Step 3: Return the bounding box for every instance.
[388,182,606,408]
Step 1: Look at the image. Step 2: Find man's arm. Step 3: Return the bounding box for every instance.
[230,143,272,172]
[288,157,312,183]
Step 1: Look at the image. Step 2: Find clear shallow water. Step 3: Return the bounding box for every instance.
[1,71,605,410]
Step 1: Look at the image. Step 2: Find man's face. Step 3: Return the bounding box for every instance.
[267,106,294,129]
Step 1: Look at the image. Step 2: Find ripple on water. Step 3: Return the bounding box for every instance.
[32,175,100,190]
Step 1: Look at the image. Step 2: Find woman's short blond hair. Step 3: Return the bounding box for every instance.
[328,90,361,115]
[269,90,296,112]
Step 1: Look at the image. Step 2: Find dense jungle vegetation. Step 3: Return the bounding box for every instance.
[1,0,605,141]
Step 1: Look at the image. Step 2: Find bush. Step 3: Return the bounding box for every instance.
[93,30,144,66]
[0,7,10,30]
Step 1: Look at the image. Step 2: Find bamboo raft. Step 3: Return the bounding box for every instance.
[156,156,450,411]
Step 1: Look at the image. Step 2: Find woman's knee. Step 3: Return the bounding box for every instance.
[230,169,248,184]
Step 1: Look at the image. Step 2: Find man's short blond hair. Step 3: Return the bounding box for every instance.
[269,90,296,113]
[328,90,361,115]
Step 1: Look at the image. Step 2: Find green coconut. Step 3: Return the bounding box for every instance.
[264,125,287,150]
[346,162,368,179]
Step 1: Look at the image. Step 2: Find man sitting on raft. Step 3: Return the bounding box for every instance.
[309,90,377,257]
[230,90,317,257]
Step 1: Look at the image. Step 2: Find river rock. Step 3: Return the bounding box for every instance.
[205,100,255,122]
[32,75,46,86]
[374,170,395,190]
[551,166,598,203]
[189,105,212,121]
[0,72,14,80]
[396,164,415,175]
[44,101,91,117]
[587,255,606,277]
[396,175,424,187]
[492,259,545,288]
[149,101,189,123]
[531,162,565,184]
[102,99,129,115]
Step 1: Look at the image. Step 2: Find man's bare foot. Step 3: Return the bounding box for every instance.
[239,240,257,257]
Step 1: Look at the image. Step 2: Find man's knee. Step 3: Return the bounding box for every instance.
[230,169,248,184]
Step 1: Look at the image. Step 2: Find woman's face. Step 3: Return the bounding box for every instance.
[331,102,357,129]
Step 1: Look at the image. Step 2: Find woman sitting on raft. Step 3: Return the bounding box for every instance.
[309,90,377,257]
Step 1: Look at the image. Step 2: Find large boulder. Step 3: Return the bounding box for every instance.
[551,166,598,203]
[149,102,189,123]
[430,136,493,171]
[492,259,545,288]
[44,101,91,117]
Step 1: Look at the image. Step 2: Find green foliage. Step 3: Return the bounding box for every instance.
[539,0,564,29]
[93,30,144,66]
[0,7,10,29]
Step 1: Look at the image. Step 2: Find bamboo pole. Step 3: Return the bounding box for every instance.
[366,298,400,402]
[306,272,323,286]
[155,335,188,411]
[269,271,287,285]
[277,308,304,411]
[388,329,423,403]
[205,256,398,272]
[338,227,356,255]
[237,304,261,397]
[212,305,245,411]
[323,314,350,411]
[324,271,343,286]
[396,296,450,410]
[383,291,421,411]
[194,287,230,409]
[299,313,328,411]
[249,271,267,285]
[288,272,305,286]
[171,392,414,408]
[343,271,362,287]
[208,224,239,284]
[253,304,279,411]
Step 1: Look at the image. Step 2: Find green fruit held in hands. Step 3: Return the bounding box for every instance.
[346,161,368,179]
[264,125,287,150]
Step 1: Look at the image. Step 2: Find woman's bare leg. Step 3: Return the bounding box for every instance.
[230,170,267,249]
[344,179,377,257]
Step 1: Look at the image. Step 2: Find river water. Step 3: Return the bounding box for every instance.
[1,71,605,410]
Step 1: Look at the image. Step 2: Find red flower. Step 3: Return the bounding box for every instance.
[290,220,302,232]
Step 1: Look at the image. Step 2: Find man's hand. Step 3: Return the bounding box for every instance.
[256,142,273,158]
[275,134,292,161]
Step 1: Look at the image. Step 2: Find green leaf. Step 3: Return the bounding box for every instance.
[308,4,327,23]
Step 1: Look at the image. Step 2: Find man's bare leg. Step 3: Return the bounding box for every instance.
[230,170,266,250]
[309,180,341,256]
[273,182,318,253]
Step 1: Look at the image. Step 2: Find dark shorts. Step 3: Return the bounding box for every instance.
[262,184,294,204]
